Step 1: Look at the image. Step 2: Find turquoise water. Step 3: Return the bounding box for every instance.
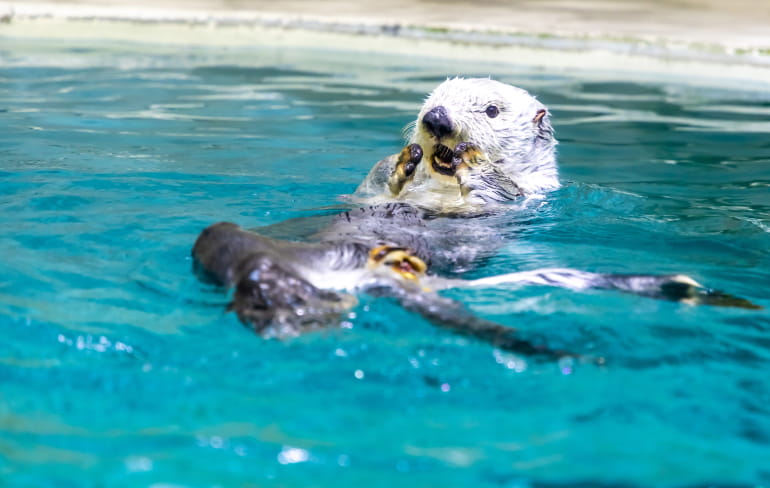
[2,39,770,487]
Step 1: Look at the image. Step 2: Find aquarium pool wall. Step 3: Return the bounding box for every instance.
[2,0,770,89]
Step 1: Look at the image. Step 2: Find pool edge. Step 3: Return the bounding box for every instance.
[2,2,770,88]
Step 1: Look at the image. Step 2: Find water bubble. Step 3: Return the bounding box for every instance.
[209,436,224,449]
[125,456,153,472]
[334,348,348,357]
[354,369,364,379]
[277,446,309,465]
[337,454,350,467]
[493,349,527,372]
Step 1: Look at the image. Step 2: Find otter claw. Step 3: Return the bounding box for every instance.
[453,142,472,154]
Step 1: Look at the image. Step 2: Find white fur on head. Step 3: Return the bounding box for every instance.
[408,77,559,194]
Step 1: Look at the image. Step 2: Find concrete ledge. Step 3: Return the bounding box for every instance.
[2,1,770,86]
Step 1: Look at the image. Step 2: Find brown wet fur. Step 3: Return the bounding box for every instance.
[192,222,264,286]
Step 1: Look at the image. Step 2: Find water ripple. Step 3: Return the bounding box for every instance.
[1,39,769,487]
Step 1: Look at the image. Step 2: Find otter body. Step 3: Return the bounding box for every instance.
[192,78,756,355]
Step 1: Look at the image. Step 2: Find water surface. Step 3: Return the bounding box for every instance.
[1,39,769,487]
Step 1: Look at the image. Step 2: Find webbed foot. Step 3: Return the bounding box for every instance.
[588,272,761,309]
[656,275,761,309]
[387,143,423,195]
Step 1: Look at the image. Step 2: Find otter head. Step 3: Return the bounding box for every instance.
[408,77,559,194]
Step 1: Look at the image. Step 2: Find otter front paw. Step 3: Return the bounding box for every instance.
[452,142,486,173]
[429,142,489,177]
[387,143,423,196]
[452,142,523,203]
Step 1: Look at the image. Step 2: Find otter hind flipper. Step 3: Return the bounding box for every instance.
[627,274,760,309]
[466,269,761,309]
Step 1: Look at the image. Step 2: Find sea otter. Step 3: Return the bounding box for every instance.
[355,77,558,212]
[192,78,756,358]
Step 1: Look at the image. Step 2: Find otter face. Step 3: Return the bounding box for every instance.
[408,77,558,194]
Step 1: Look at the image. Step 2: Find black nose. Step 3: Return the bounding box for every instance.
[422,106,453,139]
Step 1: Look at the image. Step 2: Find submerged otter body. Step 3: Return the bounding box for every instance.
[192,78,757,357]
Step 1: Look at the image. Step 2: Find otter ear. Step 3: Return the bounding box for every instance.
[532,108,554,140]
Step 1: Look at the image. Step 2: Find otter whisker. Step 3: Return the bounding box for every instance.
[401,120,417,141]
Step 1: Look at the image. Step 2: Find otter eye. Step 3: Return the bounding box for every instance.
[485,105,499,118]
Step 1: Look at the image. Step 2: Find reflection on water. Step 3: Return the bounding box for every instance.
[1,39,769,487]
